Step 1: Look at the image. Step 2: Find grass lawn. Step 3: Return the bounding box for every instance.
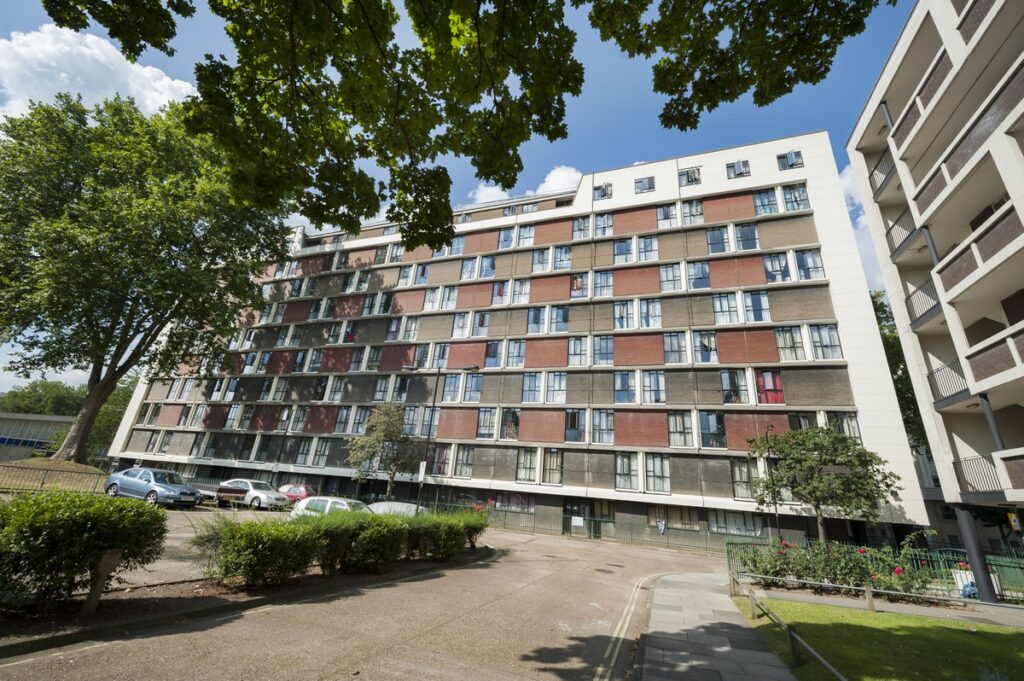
[0,457,107,494]
[734,596,1024,681]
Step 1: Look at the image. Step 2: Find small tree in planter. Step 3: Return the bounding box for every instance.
[347,404,425,498]
[747,427,902,542]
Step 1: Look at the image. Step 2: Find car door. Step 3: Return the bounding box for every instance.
[136,470,154,497]
[119,469,142,497]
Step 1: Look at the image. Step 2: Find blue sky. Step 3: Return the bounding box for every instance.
[0,1,910,389]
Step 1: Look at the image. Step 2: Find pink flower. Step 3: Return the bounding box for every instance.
[870,575,878,581]
[893,566,904,576]
[780,540,791,548]
[778,550,787,556]
[856,547,866,555]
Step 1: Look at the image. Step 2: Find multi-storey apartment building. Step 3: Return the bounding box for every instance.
[111,131,927,544]
[847,0,1023,572]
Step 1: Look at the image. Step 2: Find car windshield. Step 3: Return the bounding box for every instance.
[348,501,368,512]
[153,471,185,485]
[251,481,275,491]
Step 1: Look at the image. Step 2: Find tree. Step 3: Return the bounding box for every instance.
[0,95,287,464]
[747,427,902,542]
[0,380,87,416]
[51,376,139,461]
[347,404,424,498]
[872,291,928,450]
[42,0,893,248]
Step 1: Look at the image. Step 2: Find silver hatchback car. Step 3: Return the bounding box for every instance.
[104,467,200,507]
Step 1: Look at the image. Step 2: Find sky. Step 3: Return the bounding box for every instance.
[0,1,911,390]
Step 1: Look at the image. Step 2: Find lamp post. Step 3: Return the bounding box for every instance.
[764,424,782,540]
[403,362,479,508]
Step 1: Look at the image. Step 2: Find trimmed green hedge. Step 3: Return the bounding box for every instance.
[0,492,167,606]
[217,520,321,586]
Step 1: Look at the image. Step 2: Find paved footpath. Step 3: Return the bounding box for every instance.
[641,573,796,681]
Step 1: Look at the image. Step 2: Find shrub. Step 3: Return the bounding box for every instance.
[293,511,369,576]
[190,513,241,575]
[460,511,488,549]
[0,492,166,606]
[429,515,468,561]
[347,515,408,573]
[404,514,434,560]
[217,520,321,586]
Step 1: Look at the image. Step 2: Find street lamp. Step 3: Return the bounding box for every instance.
[764,424,782,540]
[402,362,479,508]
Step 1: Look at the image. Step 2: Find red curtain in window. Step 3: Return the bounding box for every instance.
[756,370,785,404]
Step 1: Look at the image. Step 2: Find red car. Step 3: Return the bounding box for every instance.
[278,483,318,503]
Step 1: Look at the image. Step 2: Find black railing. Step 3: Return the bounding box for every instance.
[953,455,1003,493]
[869,151,896,194]
[885,208,917,253]
[906,279,939,322]
[927,359,968,402]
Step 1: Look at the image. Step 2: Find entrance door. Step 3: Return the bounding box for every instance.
[563,499,593,536]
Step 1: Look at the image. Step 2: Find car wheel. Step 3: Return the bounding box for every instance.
[105,484,119,497]
[145,491,159,505]
[250,497,262,510]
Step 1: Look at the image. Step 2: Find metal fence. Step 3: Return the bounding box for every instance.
[0,464,108,495]
[927,359,969,402]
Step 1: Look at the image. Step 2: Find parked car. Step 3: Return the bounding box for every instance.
[104,468,201,508]
[216,479,290,510]
[290,496,369,519]
[279,483,318,503]
[368,501,429,517]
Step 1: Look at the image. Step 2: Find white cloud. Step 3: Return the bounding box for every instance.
[839,164,884,291]
[535,165,582,194]
[0,24,195,118]
[468,183,509,204]
[0,344,89,393]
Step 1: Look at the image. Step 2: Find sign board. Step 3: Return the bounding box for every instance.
[1009,512,1021,532]
[417,460,427,482]
[571,516,585,528]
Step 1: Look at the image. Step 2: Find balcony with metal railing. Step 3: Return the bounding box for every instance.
[869,150,897,197]
[927,359,970,405]
[953,455,1003,495]
[905,279,939,324]
[885,207,918,255]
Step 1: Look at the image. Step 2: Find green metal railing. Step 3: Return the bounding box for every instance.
[0,464,108,495]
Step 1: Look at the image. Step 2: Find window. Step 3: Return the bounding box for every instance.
[553,246,572,270]
[726,160,750,178]
[403,407,419,434]
[796,249,825,280]
[454,445,474,478]
[668,411,693,447]
[472,311,490,337]
[638,236,659,261]
[788,412,817,430]
[592,409,614,444]
[432,343,449,368]
[681,199,704,225]
[276,406,292,431]
[775,327,806,361]
[635,176,655,193]
[527,307,546,334]
[744,291,771,322]
[361,294,376,316]
[699,410,727,448]
[292,350,308,372]
[403,317,420,341]
[713,293,739,324]
[463,373,482,402]
[568,337,587,366]
[709,510,763,536]
[508,279,530,305]
[642,370,666,403]
[429,445,450,475]
[614,301,634,329]
[593,336,614,365]
[477,255,496,279]
[541,448,564,483]
[783,183,810,211]
[678,166,701,186]
[506,340,525,367]
[517,225,535,247]
[663,332,687,363]
[225,404,240,429]
[639,299,662,328]
[570,272,589,299]
[290,406,309,432]
[492,280,510,305]
[594,271,613,297]
[351,406,370,434]
[550,306,569,332]
[257,378,273,401]
[810,324,842,359]
[522,373,542,402]
[777,150,803,170]
[289,279,303,297]
[649,505,699,530]
[498,227,514,249]
[686,261,710,289]
[385,318,401,342]
[615,453,639,490]
[450,235,465,255]
[516,448,537,482]
[547,372,567,403]
[349,346,365,371]
[613,239,633,264]
[756,369,784,404]
[646,454,670,493]
[753,189,778,215]
[272,377,289,401]
[593,183,612,200]
[477,408,496,438]
[595,213,613,237]
[572,216,590,240]
[421,407,439,437]
[656,204,677,229]
[423,287,440,312]
[485,341,503,368]
[327,322,343,344]
[461,258,477,280]
[389,243,405,263]
[374,376,390,401]
[442,374,461,402]
[735,223,759,251]
[707,227,730,254]
[763,253,791,282]
[721,369,748,404]
[500,408,520,439]
[366,346,382,371]
[502,205,517,217]
[731,459,758,498]
[532,248,550,273]
[656,264,682,293]
[614,371,636,403]
[521,203,538,213]
[828,412,861,442]
[441,287,458,309]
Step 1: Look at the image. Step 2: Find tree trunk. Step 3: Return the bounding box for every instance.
[816,509,828,543]
[386,471,396,499]
[52,378,117,464]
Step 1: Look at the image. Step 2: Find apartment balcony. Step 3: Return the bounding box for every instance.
[952,455,1005,503]
[890,48,953,151]
[994,446,1024,503]
[869,150,897,200]
[885,207,919,256]
[906,279,941,329]
[958,0,999,45]
[928,359,970,407]
[937,204,1022,296]
[964,325,1024,391]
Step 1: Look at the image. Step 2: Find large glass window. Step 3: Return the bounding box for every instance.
[639,299,662,328]
[614,371,636,403]
[641,370,666,403]
[709,510,764,536]
[796,249,825,280]
[569,337,587,366]
[485,341,503,368]
[613,239,633,264]
[753,189,778,215]
[681,199,703,225]
[699,410,727,448]
[498,227,514,249]
[517,225,535,247]
[828,412,861,442]
[472,311,490,337]
[570,272,589,299]
[706,227,730,254]
[638,236,659,261]
[763,253,791,282]
[810,324,843,359]
[712,293,739,324]
[645,454,671,493]
[593,336,614,365]
[522,373,542,402]
[659,264,682,291]
[506,340,525,367]
[477,408,496,438]
[686,261,710,289]
[572,216,590,240]
[512,279,530,304]
[613,301,634,329]
[546,372,567,403]
[516,448,537,482]
[592,409,614,444]
[595,213,613,237]
[744,290,771,322]
[756,369,785,404]
[693,331,718,363]
[657,204,677,228]
[463,373,482,403]
[615,452,638,490]
[668,411,693,447]
[564,410,585,443]
[731,459,757,498]
[500,408,520,439]
[735,223,759,250]
[550,306,569,333]
[775,327,805,361]
[594,271,613,297]
[527,307,546,334]
[783,183,810,211]
[454,445,474,478]
[532,248,550,273]
[553,246,572,270]
[720,369,748,404]
[663,332,687,363]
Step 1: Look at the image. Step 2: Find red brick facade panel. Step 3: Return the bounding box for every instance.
[250,405,280,431]
[535,220,572,246]
[709,256,767,289]
[518,408,566,443]
[717,329,780,363]
[321,347,353,372]
[615,410,669,447]
[267,350,296,374]
[391,290,424,314]
[305,406,338,433]
[613,334,665,366]
[613,266,661,296]
[333,295,364,318]
[525,338,568,368]
[613,207,657,235]
[703,192,755,223]
[202,405,229,430]
[455,282,494,309]
[348,248,378,268]
[380,344,415,371]
[449,341,487,369]
[465,229,499,254]
[530,275,570,303]
[283,300,312,323]
[298,254,329,276]
[155,404,184,427]
[724,412,790,450]
[406,245,434,262]
[437,407,479,439]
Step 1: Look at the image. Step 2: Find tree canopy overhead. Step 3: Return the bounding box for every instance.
[0,379,87,417]
[42,0,893,248]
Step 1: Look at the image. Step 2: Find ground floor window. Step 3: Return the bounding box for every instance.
[708,510,764,536]
[647,505,700,532]
[494,492,535,513]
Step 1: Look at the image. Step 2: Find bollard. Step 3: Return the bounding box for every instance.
[865,584,876,612]
[80,549,123,619]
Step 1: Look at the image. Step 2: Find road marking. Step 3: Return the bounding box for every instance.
[592,572,664,681]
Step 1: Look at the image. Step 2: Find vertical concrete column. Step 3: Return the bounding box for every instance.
[954,505,997,603]
[979,393,1006,452]
[920,226,940,267]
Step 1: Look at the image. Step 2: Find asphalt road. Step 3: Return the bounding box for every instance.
[1,529,722,681]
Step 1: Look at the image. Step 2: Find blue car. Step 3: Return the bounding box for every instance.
[104,467,201,507]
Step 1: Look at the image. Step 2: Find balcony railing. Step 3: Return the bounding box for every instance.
[869,151,897,195]
[953,455,1002,494]
[885,208,917,254]
[927,359,969,402]
[906,279,939,322]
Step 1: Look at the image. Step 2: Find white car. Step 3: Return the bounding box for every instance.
[368,501,430,517]
[216,479,290,510]
[290,496,369,519]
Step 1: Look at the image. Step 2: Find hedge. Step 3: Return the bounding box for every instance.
[217,520,322,587]
[0,492,167,607]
